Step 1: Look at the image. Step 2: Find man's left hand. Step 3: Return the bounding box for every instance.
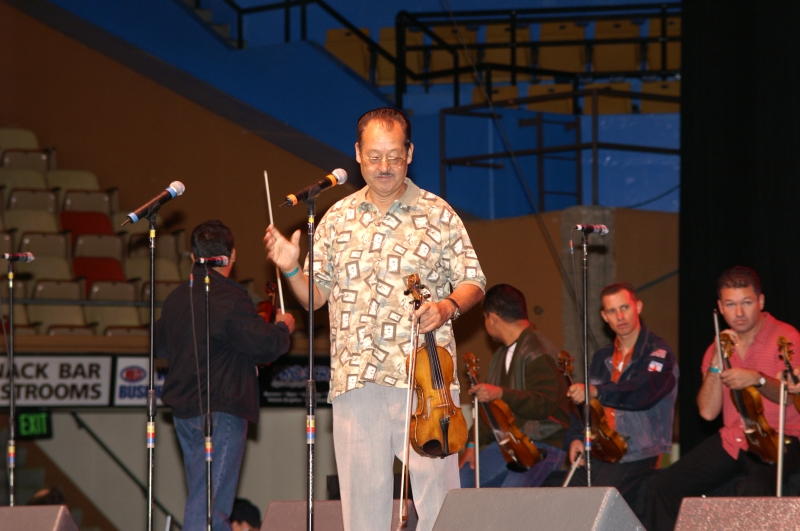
[414,300,454,334]
[720,367,761,390]
[567,383,598,404]
[469,383,502,402]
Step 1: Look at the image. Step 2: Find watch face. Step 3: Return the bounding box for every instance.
[759,376,766,387]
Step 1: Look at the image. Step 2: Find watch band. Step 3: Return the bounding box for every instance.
[445,297,461,321]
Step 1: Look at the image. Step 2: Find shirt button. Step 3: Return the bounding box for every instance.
[735,438,742,442]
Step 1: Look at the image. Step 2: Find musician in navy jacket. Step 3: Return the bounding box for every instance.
[563,282,678,509]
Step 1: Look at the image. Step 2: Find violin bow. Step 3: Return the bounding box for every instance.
[263,170,286,314]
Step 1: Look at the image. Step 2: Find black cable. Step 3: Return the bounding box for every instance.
[189,272,205,417]
[436,0,601,351]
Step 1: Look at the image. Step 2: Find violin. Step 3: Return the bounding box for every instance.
[257,281,278,323]
[777,336,800,413]
[719,332,780,464]
[404,274,468,458]
[557,350,627,463]
[463,352,540,471]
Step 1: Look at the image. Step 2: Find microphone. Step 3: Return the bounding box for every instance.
[574,224,609,235]
[196,256,229,266]
[1,253,34,262]
[122,181,186,226]
[283,169,347,207]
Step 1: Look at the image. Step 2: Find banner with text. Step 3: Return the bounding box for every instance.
[113,357,166,407]
[0,356,113,407]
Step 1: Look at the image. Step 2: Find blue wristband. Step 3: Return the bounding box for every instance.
[708,366,721,374]
[282,266,300,278]
[466,442,475,449]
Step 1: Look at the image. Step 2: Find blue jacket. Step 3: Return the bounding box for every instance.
[564,325,678,463]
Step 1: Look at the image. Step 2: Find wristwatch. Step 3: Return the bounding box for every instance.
[756,375,767,387]
[445,297,461,321]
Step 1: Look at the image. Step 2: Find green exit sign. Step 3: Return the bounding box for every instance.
[16,411,52,440]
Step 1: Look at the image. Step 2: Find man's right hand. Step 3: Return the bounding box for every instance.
[459,446,476,470]
[264,224,302,273]
[569,439,585,467]
[274,310,296,334]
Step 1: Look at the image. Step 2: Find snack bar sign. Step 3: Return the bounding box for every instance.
[0,356,113,407]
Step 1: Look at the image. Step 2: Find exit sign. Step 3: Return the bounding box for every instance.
[16,411,52,440]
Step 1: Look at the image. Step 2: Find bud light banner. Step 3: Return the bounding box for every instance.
[259,355,332,407]
[113,357,166,407]
[0,356,113,407]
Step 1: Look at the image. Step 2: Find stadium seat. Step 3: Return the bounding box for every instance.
[537,22,586,75]
[430,25,478,83]
[641,81,680,113]
[72,256,126,297]
[0,278,29,328]
[20,232,70,260]
[0,231,13,255]
[32,279,82,300]
[325,28,372,80]
[5,210,59,248]
[527,83,575,114]
[85,280,144,335]
[0,168,48,204]
[583,82,632,114]
[7,189,57,214]
[647,17,680,71]
[125,257,182,296]
[592,19,642,73]
[0,128,38,151]
[140,280,182,323]
[28,278,88,334]
[483,24,532,82]
[127,232,179,262]
[376,27,424,86]
[46,170,100,206]
[17,256,72,296]
[59,211,114,246]
[472,85,519,106]
[28,304,90,335]
[62,190,112,215]
[0,128,54,172]
[73,234,124,262]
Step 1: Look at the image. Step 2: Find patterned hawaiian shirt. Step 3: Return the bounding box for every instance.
[303,178,486,402]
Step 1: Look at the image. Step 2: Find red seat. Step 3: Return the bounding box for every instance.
[72,256,126,297]
[59,211,114,246]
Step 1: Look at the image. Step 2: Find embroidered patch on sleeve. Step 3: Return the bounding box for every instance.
[648,360,664,372]
[650,349,667,359]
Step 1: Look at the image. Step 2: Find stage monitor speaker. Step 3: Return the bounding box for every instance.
[262,499,417,531]
[675,497,800,530]
[432,487,643,531]
[0,505,79,531]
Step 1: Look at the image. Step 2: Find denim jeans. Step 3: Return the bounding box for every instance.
[174,412,248,531]
[459,441,566,488]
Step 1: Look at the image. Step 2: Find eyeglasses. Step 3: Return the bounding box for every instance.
[364,156,407,168]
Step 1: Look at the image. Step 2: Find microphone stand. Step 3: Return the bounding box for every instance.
[581,232,592,486]
[304,198,318,531]
[203,263,213,531]
[777,371,788,497]
[6,260,16,506]
[146,212,159,531]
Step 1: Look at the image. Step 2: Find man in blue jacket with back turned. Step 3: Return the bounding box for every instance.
[562,282,677,512]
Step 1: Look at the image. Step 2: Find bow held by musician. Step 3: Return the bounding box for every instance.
[263,107,486,531]
[561,281,678,518]
[458,284,571,488]
[645,266,800,531]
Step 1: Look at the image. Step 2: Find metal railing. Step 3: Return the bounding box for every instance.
[70,412,182,528]
[440,87,680,211]
[184,2,680,109]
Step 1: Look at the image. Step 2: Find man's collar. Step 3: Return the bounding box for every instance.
[356,178,421,211]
